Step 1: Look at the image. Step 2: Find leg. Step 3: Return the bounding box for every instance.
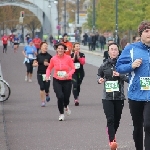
[72,74,78,100]
[5,44,7,53]
[25,62,30,80]
[62,80,72,108]
[102,100,115,142]
[37,74,46,102]
[77,72,84,97]
[129,100,144,150]
[143,101,150,150]
[29,60,33,81]
[53,78,64,114]
[114,100,124,134]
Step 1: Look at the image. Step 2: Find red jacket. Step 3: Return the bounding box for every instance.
[2,36,9,44]
[33,38,42,49]
[46,54,75,80]
[61,41,73,55]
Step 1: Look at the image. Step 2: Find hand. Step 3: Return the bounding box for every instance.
[132,59,142,69]
[44,61,49,66]
[45,76,49,82]
[113,71,120,76]
[98,78,104,84]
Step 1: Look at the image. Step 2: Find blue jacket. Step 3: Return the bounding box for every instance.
[116,41,150,101]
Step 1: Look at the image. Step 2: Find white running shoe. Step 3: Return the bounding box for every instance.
[59,114,65,121]
[28,79,32,82]
[64,106,71,116]
[25,76,28,81]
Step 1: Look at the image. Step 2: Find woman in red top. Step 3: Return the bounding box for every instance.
[46,43,75,121]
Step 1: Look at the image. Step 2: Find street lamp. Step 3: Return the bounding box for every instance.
[92,0,96,33]
[64,0,66,33]
[115,0,118,43]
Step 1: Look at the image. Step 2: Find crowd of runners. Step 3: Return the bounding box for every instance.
[2,20,150,150]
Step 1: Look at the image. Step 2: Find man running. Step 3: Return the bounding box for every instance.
[2,34,9,53]
[33,35,42,54]
[116,20,150,150]
[9,33,14,47]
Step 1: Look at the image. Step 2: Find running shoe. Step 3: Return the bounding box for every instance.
[25,76,28,81]
[109,140,117,150]
[46,95,50,102]
[64,106,71,116]
[74,99,79,106]
[59,114,65,121]
[41,102,46,107]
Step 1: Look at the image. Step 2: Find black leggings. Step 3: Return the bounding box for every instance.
[129,100,150,150]
[72,72,84,99]
[102,100,124,142]
[3,44,7,52]
[53,78,72,114]
[25,60,33,74]
[37,74,50,93]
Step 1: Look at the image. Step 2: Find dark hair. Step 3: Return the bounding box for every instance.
[138,21,150,36]
[132,36,136,41]
[63,33,68,37]
[53,43,67,50]
[40,41,48,48]
[108,43,119,51]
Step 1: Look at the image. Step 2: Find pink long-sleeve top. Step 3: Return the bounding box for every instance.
[46,54,75,80]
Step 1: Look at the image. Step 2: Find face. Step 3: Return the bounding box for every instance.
[57,45,65,56]
[108,44,119,59]
[141,29,150,44]
[41,43,48,52]
[63,36,68,41]
[29,41,33,46]
[74,44,80,52]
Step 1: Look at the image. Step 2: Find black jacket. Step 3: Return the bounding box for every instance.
[97,58,129,100]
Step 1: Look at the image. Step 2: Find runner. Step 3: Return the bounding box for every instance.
[9,33,14,47]
[97,43,128,150]
[33,35,42,54]
[1,34,9,53]
[71,42,85,106]
[116,21,150,150]
[22,39,37,82]
[46,43,75,121]
[13,34,20,53]
[61,33,73,55]
[33,42,52,107]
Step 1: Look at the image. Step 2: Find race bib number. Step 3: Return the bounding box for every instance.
[28,54,34,59]
[105,81,119,92]
[57,71,66,77]
[42,74,50,81]
[74,63,80,69]
[140,77,150,90]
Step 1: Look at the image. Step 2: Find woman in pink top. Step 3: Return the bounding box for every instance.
[46,43,75,121]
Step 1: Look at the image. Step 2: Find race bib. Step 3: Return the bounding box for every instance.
[57,71,66,77]
[140,77,150,90]
[74,63,80,69]
[105,81,119,92]
[28,54,34,59]
[42,74,50,81]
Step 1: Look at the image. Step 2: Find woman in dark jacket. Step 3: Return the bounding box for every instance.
[97,43,128,150]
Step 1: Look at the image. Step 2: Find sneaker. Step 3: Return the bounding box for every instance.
[46,95,50,102]
[28,79,32,82]
[64,106,71,116]
[59,114,65,121]
[41,102,46,107]
[25,76,28,81]
[109,140,117,150]
[74,99,79,106]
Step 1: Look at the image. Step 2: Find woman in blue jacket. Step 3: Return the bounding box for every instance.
[116,21,150,150]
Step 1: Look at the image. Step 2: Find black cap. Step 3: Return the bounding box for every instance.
[53,43,67,50]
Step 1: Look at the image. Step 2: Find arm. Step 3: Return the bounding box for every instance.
[22,47,27,58]
[68,58,75,77]
[46,58,54,78]
[33,60,38,67]
[97,65,104,84]
[116,45,134,74]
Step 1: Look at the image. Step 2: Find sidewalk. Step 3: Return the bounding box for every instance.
[80,45,105,57]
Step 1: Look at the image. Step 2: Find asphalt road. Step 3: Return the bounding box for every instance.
[0,45,135,150]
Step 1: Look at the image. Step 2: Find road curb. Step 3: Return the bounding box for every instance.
[80,49,103,57]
